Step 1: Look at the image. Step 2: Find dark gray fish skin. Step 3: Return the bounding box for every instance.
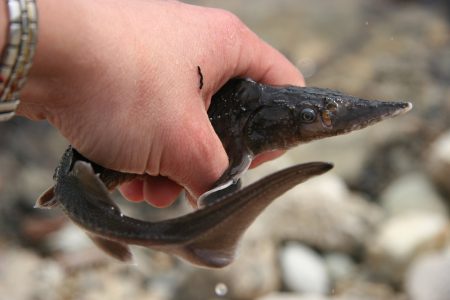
[39,149,332,267]
[37,78,412,267]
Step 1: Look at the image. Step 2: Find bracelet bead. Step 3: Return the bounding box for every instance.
[0,0,38,121]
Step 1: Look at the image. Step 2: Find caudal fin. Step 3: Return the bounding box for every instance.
[169,162,333,268]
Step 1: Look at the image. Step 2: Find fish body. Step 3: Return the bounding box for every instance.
[37,78,412,267]
[42,150,331,267]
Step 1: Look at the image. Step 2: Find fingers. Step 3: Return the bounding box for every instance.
[159,108,229,199]
[119,176,183,208]
[143,176,183,208]
[119,179,144,202]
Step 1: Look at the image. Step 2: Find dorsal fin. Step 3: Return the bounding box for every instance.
[71,161,121,212]
[87,233,132,262]
[35,186,58,209]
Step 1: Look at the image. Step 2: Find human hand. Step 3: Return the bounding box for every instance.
[17,0,304,207]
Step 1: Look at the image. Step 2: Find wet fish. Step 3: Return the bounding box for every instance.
[36,78,412,268]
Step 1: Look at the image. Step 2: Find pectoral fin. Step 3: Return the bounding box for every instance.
[87,233,132,262]
[71,161,122,212]
[35,186,58,209]
[198,179,242,208]
[198,151,252,208]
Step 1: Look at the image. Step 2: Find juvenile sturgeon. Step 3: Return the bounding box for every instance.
[36,78,412,268]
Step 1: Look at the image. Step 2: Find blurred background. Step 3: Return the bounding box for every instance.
[0,0,449,299]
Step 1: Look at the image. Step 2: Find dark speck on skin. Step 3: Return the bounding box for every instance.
[197,66,203,90]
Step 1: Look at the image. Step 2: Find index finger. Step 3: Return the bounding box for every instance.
[232,21,305,86]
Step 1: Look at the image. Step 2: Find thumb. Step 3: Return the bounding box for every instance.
[159,106,228,199]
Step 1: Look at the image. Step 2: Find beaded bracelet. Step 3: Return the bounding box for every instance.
[0,0,38,122]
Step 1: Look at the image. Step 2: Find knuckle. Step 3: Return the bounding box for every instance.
[219,9,243,29]
[212,9,245,41]
[208,9,248,74]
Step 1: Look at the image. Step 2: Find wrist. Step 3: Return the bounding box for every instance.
[18,0,103,120]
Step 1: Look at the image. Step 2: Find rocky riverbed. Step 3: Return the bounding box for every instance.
[0,0,449,299]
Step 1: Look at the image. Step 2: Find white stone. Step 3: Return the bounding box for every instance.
[429,130,450,164]
[46,223,93,253]
[426,130,450,196]
[368,212,448,281]
[406,252,450,300]
[372,213,447,262]
[380,172,448,216]
[279,242,330,295]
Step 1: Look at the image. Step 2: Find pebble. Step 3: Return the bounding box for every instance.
[18,166,54,204]
[279,242,330,295]
[0,1,449,299]
[256,173,383,253]
[174,233,279,300]
[426,130,450,199]
[368,212,448,282]
[405,252,450,300]
[0,247,64,300]
[324,252,356,283]
[46,223,94,253]
[221,235,280,299]
[380,172,448,216]
[335,280,402,300]
[258,293,330,300]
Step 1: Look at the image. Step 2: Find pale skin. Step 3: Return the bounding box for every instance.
[0,0,304,207]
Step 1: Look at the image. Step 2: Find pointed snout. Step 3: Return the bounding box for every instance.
[332,99,413,133]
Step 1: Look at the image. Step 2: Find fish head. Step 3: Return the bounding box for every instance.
[291,88,412,142]
[245,86,412,154]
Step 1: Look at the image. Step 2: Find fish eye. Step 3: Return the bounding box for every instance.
[300,108,316,123]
